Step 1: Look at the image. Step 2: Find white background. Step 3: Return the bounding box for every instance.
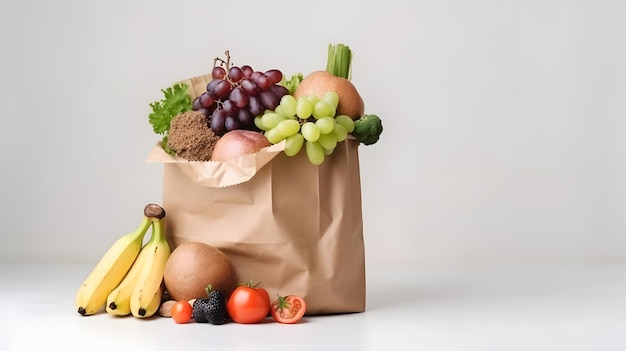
[1,0,624,267]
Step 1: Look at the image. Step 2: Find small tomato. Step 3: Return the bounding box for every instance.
[226,280,271,324]
[171,300,193,324]
[270,295,306,324]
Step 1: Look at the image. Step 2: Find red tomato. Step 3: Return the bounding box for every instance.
[226,281,270,324]
[270,295,306,324]
[171,301,193,324]
[257,287,270,309]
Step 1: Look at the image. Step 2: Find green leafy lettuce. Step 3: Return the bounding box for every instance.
[148,83,192,152]
[279,73,304,94]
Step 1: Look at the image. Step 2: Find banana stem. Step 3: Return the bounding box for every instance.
[130,216,152,241]
[151,217,165,243]
[144,204,165,220]
[139,205,165,245]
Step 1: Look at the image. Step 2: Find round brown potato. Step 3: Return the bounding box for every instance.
[163,242,237,301]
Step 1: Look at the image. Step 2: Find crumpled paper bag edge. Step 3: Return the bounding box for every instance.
[146,140,286,188]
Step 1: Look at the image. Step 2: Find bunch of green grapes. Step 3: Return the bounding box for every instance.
[254,91,355,165]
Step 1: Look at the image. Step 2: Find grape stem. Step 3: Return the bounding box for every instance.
[213,50,232,69]
[213,50,243,87]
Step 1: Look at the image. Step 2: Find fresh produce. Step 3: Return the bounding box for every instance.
[270,295,307,324]
[210,129,271,162]
[75,204,165,316]
[148,83,193,154]
[147,43,383,165]
[163,242,236,302]
[192,285,227,325]
[280,73,304,94]
[252,43,383,164]
[166,110,221,161]
[334,114,356,133]
[191,51,289,136]
[226,280,271,324]
[255,91,351,165]
[131,284,163,319]
[353,114,383,145]
[158,299,177,318]
[295,71,364,120]
[294,44,364,120]
[171,300,193,324]
[325,43,354,81]
[105,233,154,316]
[129,210,170,318]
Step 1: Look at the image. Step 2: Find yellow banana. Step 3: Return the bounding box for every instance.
[75,216,151,316]
[105,234,153,316]
[75,204,166,316]
[134,283,163,319]
[130,216,171,318]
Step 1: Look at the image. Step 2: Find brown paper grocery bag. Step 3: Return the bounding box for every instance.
[155,139,365,315]
[148,72,365,314]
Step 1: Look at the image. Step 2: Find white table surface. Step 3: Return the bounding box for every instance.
[1,260,624,351]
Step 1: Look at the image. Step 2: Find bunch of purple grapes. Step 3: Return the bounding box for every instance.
[192,64,289,136]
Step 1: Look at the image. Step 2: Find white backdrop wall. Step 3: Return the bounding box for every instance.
[1,0,624,264]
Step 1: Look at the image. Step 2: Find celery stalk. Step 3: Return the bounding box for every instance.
[326,43,353,80]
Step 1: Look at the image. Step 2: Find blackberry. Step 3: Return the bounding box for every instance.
[193,285,227,325]
[192,298,210,323]
[205,289,227,325]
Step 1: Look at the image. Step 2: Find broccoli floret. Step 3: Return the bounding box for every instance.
[352,114,383,145]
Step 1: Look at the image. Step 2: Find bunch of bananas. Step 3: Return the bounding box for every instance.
[75,204,171,318]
